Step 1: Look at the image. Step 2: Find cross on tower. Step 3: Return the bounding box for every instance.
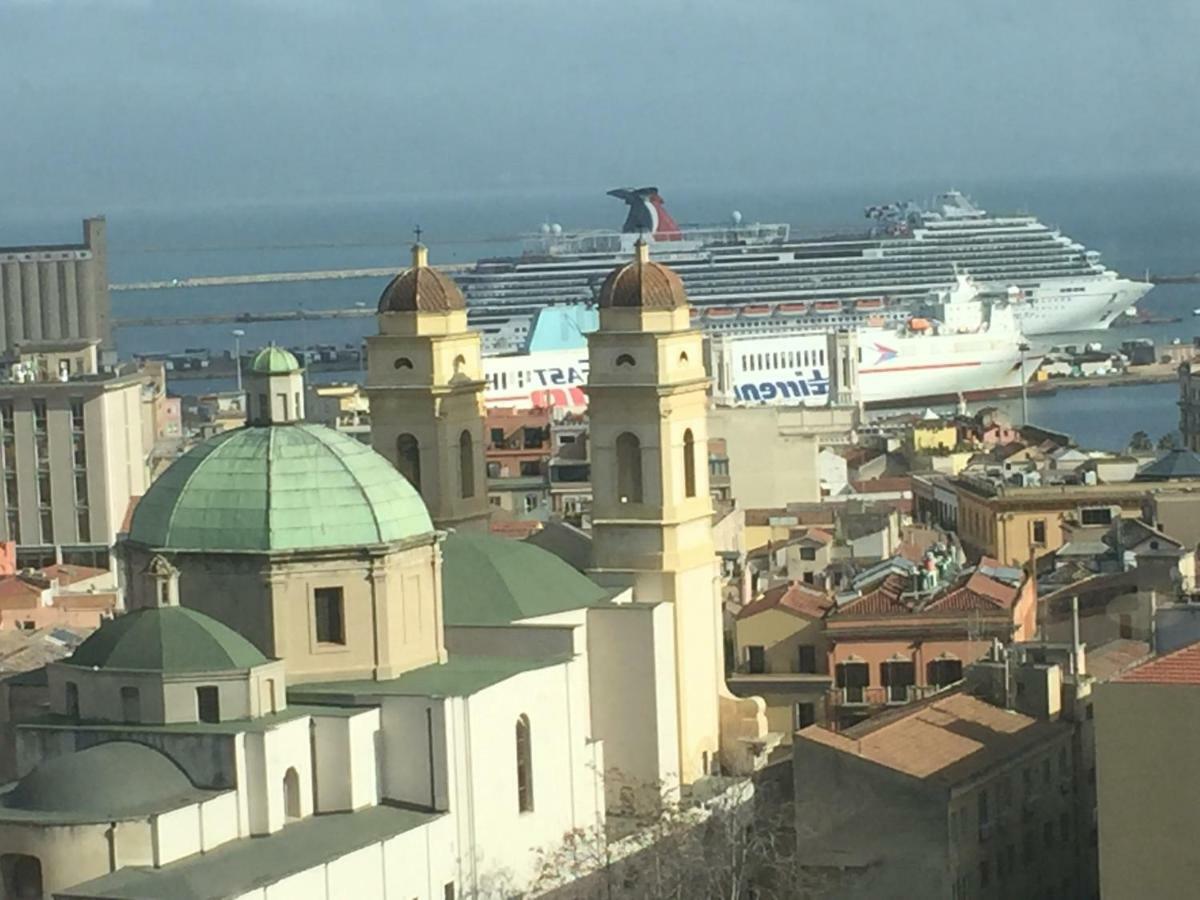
[413,225,423,245]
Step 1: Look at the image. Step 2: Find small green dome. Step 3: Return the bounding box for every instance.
[128,423,434,552]
[441,532,611,626]
[250,345,301,375]
[66,606,267,672]
[4,742,201,817]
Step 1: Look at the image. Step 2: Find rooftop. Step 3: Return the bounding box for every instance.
[64,606,268,674]
[441,531,611,626]
[127,422,433,553]
[1114,639,1200,685]
[59,803,439,900]
[289,652,573,704]
[1135,448,1200,482]
[377,244,466,314]
[797,691,1067,786]
[249,345,301,375]
[737,582,832,621]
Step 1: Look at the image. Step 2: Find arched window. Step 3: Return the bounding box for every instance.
[616,353,636,367]
[0,854,42,900]
[459,430,475,498]
[516,714,533,813]
[616,432,643,503]
[396,434,421,491]
[283,767,301,821]
[394,357,413,370]
[683,428,696,498]
[64,681,79,719]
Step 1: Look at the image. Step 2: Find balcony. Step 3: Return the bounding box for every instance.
[827,683,943,710]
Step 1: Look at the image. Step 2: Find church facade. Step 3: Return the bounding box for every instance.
[0,247,770,899]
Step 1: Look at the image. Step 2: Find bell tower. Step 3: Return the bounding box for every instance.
[366,241,489,532]
[587,240,724,784]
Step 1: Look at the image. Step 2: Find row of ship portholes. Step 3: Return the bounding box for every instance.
[392,351,689,371]
[614,351,691,369]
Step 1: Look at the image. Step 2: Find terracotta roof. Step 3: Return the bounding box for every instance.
[1085,639,1152,683]
[850,477,913,495]
[40,564,106,586]
[1114,640,1200,685]
[378,245,467,314]
[0,578,41,608]
[797,527,833,546]
[835,574,909,616]
[797,691,1066,784]
[737,582,832,621]
[833,568,1018,619]
[597,242,689,311]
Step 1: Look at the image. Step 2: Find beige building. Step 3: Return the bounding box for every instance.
[0,217,112,356]
[1180,359,1200,452]
[1094,640,1200,900]
[367,243,490,532]
[0,339,154,566]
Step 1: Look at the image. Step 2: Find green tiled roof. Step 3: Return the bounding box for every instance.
[290,653,573,702]
[250,345,300,374]
[65,606,267,673]
[2,741,207,820]
[128,423,433,552]
[441,532,611,626]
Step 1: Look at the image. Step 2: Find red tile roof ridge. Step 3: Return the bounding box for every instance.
[1114,639,1200,685]
[738,581,832,621]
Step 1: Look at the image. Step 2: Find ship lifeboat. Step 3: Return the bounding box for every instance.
[777,302,809,316]
[907,317,934,333]
[741,304,772,318]
[867,315,886,328]
[689,307,702,320]
[855,297,885,311]
[706,307,737,319]
[814,301,841,314]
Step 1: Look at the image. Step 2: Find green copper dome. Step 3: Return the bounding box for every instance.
[129,423,434,552]
[66,606,267,672]
[250,345,301,375]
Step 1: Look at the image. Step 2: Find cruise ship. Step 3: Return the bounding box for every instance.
[462,188,1151,353]
[481,275,1040,410]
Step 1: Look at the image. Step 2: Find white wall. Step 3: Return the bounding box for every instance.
[152,803,203,866]
[312,709,381,813]
[445,659,604,895]
[244,715,313,834]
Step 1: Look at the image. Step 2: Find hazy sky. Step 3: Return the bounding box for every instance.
[2,0,1198,212]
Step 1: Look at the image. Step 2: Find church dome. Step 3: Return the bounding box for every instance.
[3,742,203,817]
[597,240,689,311]
[378,243,466,314]
[250,345,301,375]
[65,606,267,673]
[128,423,434,552]
[440,532,611,626]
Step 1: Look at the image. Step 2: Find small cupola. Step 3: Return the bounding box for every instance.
[246,344,305,424]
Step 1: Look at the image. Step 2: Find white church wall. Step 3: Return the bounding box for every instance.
[586,602,680,806]
[245,715,313,834]
[47,664,167,725]
[444,621,580,659]
[379,697,447,810]
[263,866,326,899]
[326,843,385,897]
[383,814,457,900]
[200,791,241,851]
[311,708,380,812]
[151,802,202,866]
[0,822,117,899]
[348,709,382,809]
[449,660,598,893]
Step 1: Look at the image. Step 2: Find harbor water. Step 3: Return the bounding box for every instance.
[2,173,1197,452]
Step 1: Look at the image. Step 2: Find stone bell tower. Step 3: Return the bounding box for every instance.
[366,242,489,532]
[586,240,726,784]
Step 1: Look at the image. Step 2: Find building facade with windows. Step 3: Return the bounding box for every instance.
[0,339,153,568]
[0,217,113,357]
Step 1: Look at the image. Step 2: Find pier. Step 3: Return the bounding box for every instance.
[109,263,471,292]
[116,307,374,328]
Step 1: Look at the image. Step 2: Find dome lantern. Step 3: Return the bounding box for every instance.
[246,344,305,424]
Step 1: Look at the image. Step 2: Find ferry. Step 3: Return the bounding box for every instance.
[479,274,1040,410]
[460,187,1151,353]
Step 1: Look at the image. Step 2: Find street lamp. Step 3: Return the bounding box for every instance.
[232,329,245,394]
[1018,341,1031,427]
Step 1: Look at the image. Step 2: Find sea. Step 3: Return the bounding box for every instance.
[3,173,1198,453]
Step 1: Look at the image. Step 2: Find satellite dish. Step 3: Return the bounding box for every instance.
[731,210,743,225]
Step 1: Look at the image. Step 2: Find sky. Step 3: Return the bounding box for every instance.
[1,0,1198,213]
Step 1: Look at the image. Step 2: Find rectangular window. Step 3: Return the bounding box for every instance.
[32,399,47,434]
[1080,507,1113,526]
[196,686,220,723]
[74,472,88,505]
[76,508,90,543]
[72,434,87,467]
[799,546,817,561]
[490,427,505,445]
[519,460,541,477]
[70,399,85,432]
[1032,518,1046,545]
[797,644,817,673]
[0,402,12,433]
[40,509,54,545]
[793,702,815,729]
[314,587,346,644]
[746,645,766,674]
[444,883,456,900]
